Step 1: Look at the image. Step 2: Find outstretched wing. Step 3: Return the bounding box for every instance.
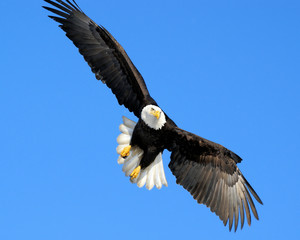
[168,127,263,231]
[43,0,156,117]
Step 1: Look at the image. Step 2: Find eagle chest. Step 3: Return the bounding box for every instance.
[131,120,166,151]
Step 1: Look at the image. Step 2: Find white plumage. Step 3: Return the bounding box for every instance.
[117,116,168,190]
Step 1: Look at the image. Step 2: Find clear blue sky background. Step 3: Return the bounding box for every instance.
[1,0,299,239]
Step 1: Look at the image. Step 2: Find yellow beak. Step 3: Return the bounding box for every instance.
[151,110,160,119]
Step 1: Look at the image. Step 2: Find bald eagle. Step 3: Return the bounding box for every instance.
[43,0,263,231]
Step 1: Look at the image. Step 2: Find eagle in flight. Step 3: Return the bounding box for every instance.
[43,0,263,231]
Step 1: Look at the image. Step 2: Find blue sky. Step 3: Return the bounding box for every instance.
[1,0,299,239]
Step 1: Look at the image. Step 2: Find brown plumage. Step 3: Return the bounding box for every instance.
[43,0,156,117]
[169,127,262,231]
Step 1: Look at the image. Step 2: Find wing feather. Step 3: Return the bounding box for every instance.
[44,0,72,12]
[43,0,156,117]
[209,178,221,213]
[168,127,262,231]
[228,186,234,231]
[238,188,245,229]
[233,185,240,232]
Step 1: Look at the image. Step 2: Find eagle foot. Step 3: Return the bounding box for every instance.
[121,145,131,157]
[130,166,141,180]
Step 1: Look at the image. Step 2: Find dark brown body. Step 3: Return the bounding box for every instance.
[130,115,175,169]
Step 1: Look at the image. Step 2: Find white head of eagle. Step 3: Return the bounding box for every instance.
[141,105,166,130]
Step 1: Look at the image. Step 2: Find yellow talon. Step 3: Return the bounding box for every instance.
[130,166,141,179]
[121,145,131,157]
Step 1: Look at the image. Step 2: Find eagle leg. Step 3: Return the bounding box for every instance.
[121,145,131,157]
[130,166,141,180]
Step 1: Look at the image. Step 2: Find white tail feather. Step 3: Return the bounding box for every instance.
[117,134,131,145]
[117,116,168,190]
